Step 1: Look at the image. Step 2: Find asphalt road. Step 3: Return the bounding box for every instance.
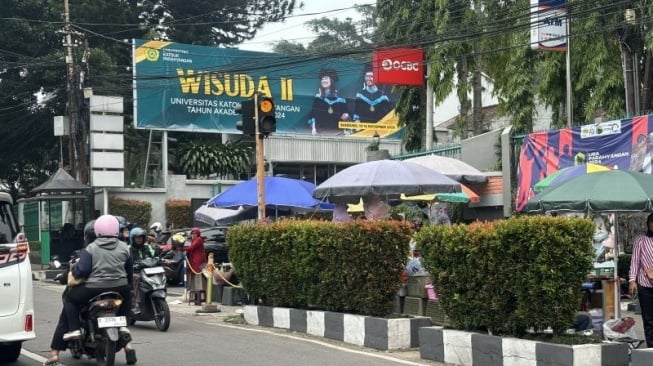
[20,281,438,366]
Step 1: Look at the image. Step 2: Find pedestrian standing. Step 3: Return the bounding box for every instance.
[629,213,653,347]
[185,227,206,295]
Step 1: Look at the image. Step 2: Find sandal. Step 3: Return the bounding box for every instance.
[125,348,137,364]
[43,357,60,365]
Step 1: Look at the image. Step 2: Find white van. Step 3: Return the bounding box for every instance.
[0,192,35,363]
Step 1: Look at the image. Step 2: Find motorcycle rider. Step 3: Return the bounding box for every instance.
[149,222,166,243]
[162,232,186,285]
[129,227,154,261]
[129,227,154,314]
[61,215,136,363]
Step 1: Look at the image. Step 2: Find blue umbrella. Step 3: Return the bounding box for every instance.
[208,176,326,209]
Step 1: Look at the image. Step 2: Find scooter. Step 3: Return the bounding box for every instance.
[158,248,184,285]
[50,251,78,285]
[67,291,132,366]
[129,257,171,331]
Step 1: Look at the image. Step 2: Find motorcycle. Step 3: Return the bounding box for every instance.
[67,291,132,366]
[129,257,171,331]
[158,248,184,286]
[50,251,78,285]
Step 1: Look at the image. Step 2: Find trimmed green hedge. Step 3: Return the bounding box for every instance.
[228,220,412,317]
[166,199,191,229]
[109,197,152,228]
[416,216,594,336]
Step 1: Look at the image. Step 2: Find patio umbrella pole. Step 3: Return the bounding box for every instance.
[613,214,620,319]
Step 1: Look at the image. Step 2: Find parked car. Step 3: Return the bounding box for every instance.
[158,226,230,264]
[0,191,35,363]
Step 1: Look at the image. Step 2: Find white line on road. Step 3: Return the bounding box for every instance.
[21,348,67,366]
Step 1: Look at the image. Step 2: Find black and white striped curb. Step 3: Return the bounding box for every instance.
[243,305,432,351]
[419,326,631,366]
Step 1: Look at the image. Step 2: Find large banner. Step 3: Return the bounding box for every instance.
[133,39,402,139]
[516,115,653,211]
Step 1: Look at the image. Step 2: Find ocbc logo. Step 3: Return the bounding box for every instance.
[381,59,420,72]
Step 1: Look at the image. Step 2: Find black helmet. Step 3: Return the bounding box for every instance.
[83,220,97,246]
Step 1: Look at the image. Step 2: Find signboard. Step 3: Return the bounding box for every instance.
[530,0,567,51]
[515,115,652,211]
[372,48,424,86]
[133,39,402,139]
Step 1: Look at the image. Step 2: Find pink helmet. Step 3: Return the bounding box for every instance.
[190,227,201,236]
[94,215,119,237]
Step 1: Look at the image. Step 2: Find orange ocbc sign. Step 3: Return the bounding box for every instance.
[372,48,424,87]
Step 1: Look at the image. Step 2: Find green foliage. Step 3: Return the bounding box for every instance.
[28,241,41,252]
[176,140,252,179]
[417,216,594,336]
[109,197,152,228]
[272,4,376,61]
[139,0,299,46]
[165,200,191,229]
[228,220,412,316]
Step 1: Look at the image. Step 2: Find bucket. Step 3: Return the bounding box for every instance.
[425,284,437,301]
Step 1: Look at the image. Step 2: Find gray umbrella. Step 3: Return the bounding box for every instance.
[313,159,461,201]
[404,155,487,183]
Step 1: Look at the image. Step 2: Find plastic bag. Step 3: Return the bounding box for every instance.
[603,317,637,340]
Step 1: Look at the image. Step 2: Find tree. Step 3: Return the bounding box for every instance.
[0,0,300,198]
[139,0,299,46]
[272,4,376,60]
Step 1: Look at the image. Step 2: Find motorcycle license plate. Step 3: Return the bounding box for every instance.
[97,316,127,328]
[143,266,165,275]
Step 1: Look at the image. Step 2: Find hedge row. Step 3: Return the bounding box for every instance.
[416,216,594,336]
[228,219,412,317]
[165,199,191,228]
[109,197,152,228]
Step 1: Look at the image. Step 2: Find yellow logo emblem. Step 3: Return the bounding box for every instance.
[145,48,159,62]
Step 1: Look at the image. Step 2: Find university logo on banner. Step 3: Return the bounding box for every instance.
[372,48,424,87]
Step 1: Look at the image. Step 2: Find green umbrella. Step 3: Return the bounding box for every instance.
[533,163,611,193]
[525,170,653,213]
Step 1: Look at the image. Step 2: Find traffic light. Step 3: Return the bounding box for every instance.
[235,98,255,135]
[257,95,276,136]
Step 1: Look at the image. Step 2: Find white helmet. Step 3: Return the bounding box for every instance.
[149,222,163,232]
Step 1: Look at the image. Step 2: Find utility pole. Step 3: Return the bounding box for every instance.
[63,0,78,177]
[254,94,266,221]
[620,7,638,117]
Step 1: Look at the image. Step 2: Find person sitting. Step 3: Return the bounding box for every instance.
[129,227,154,262]
[47,216,136,365]
[572,311,593,333]
[129,227,154,312]
[162,233,186,285]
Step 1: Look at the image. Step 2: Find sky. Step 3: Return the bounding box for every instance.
[239,1,376,53]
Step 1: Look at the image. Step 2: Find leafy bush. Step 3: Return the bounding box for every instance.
[28,240,41,252]
[166,199,191,228]
[417,216,594,336]
[109,197,152,228]
[228,219,411,316]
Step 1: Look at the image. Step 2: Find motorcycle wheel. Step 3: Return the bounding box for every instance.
[153,298,171,332]
[96,337,116,366]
